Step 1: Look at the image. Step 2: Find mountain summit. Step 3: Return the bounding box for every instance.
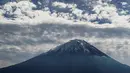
[48,39,108,56]
[0,39,130,73]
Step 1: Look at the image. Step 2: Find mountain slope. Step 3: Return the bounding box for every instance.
[0,39,130,73]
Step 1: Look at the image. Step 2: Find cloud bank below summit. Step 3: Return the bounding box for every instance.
[0,0,130,68]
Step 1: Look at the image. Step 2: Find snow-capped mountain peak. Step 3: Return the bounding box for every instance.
[48,39,108,56]
[1,39,130,73]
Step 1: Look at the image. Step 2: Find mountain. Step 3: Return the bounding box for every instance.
[0,39,130,73]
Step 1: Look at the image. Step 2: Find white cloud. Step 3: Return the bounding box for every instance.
[0,22,130,67]
[0,0,130,68]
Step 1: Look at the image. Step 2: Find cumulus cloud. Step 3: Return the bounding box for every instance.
[1,22,130,68]
[0,0,130,68]
[0,0,130,25]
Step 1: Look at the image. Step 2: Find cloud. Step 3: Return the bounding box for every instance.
[0,0,130,68]
[0,22,130,67]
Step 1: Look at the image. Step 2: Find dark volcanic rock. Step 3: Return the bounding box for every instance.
[0,39,130,73]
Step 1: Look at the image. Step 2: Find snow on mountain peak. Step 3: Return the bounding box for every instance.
[48,39,108,56]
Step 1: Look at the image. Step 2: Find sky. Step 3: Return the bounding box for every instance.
[0,0,130,68]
